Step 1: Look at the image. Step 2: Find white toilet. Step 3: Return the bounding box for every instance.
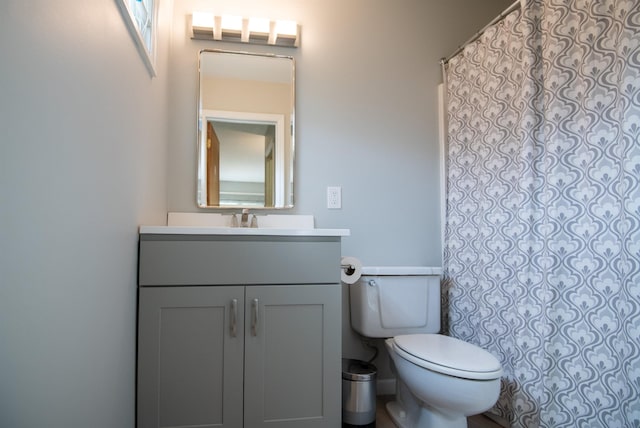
[349,266,503,428]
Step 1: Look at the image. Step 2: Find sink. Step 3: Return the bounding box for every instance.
[139,212,350,237]
[167,212,315,229]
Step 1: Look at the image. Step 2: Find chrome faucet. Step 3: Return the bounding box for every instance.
[241,209,250,227]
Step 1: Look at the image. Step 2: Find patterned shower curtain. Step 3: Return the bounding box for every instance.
[444,0,640,426]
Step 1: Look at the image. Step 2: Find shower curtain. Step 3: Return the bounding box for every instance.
[443,0,640,426]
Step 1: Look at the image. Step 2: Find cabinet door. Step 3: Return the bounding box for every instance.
[244,284,341,428]
[138,286,245,428]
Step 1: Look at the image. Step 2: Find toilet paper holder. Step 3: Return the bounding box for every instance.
[340,256,362,284]
[341,263,356,275]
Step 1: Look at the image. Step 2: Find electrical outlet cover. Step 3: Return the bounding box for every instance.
[327,186,341,209]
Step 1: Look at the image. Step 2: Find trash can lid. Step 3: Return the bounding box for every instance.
[342,358,377,381]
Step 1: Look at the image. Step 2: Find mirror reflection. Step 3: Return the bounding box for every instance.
[197,49,295,208]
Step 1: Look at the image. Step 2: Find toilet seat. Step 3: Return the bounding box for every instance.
[392,334,503,380]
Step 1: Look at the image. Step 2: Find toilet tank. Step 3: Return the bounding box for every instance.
[349,266,442,338]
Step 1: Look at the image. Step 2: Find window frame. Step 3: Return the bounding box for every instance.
[116,0,157,77]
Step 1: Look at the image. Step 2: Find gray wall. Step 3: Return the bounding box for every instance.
[169,0,511,266]
[0,0,170,427]
[167,0,513,367]
[0,0,512,426]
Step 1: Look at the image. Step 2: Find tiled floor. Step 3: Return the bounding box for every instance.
[374,396,504,428]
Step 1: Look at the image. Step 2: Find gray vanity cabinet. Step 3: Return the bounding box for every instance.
[137,286,245,428]
[137,233,343,428]
[243,284,340,428]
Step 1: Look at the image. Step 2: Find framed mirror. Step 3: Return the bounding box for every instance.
[197,49,295,208]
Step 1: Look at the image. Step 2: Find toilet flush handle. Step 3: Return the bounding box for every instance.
[368,279,377,287]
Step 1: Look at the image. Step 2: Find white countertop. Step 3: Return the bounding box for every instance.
[139,225,350,237]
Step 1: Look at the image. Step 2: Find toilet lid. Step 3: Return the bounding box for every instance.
[393,334,503,380]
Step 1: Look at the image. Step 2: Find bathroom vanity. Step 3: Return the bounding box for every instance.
[137,226,349,428]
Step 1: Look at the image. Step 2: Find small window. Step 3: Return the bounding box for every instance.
[117,0,157,76]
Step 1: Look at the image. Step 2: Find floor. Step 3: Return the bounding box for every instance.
[373,396,504,428]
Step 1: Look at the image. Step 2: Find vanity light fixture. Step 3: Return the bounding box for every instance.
[190,12,299,48]
[191,12,215,38]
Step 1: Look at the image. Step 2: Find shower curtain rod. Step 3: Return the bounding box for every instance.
[441,0,521,65]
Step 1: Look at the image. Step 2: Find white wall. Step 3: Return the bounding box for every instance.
[167,0,513,367]
[0,1,171,427]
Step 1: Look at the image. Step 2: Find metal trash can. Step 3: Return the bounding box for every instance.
[342,358,377,426]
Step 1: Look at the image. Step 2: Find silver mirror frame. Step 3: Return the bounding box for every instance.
[196,49,295,209]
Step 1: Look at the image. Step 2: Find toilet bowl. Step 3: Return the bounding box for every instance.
[385,334,502,428]
[348,267,503,428]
